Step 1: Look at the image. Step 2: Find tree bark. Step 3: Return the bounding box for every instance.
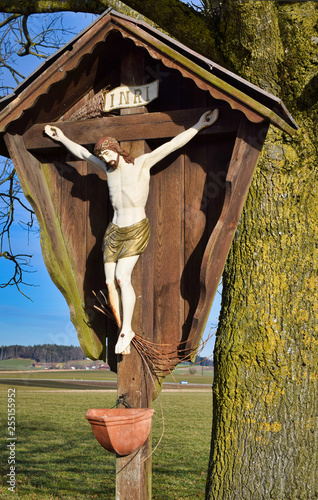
[206,2,318,498]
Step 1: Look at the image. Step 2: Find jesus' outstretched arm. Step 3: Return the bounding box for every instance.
[140,109,219,171]
[44,125,107,174]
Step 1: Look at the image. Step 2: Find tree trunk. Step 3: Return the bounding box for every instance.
[206,2,318,498]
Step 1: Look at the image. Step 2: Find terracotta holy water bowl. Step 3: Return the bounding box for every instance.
[85,408,154,456]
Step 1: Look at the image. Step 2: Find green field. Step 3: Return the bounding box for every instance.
[0,361,213,386]
[0,384,212,499]
[0,359,37,371]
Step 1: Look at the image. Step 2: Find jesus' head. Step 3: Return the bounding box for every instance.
[94,137,135,168]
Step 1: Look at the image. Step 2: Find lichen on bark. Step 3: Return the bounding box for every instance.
[207,2,318,499]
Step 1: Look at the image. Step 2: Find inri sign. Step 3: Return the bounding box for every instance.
[104,80,159,112]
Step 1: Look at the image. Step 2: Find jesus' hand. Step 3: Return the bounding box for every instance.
[197,109,219,130]
[44,125,65,142]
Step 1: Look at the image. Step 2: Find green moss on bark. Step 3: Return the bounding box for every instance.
[207,2,318,499]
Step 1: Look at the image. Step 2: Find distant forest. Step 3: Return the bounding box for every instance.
[0,344,85,363]
[0,344,213,366]
[194,356,214,367]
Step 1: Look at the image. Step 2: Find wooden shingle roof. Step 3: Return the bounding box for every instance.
[0,8,297,150]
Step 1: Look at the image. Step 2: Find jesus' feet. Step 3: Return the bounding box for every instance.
[115,330,135,355]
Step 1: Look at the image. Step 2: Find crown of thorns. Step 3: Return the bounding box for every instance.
[93,136,135,164]
[94,137,119,156]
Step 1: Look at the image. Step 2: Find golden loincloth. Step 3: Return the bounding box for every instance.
[103,218,150,263]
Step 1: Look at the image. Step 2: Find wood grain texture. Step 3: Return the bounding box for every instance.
[23,106,238,152]
[115,49,153,500]
[187,117,269,354]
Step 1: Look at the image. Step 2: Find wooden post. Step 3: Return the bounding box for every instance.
[115,137,153,500]
[115,46,154,500]
[116,348,153,500]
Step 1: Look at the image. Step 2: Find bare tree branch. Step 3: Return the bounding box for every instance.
[0,11,84,296]
[0,251,35,299]
[0,159,37,298]
[17,14,33,56]
[0,13,21,29]
[0,12,80,95]
[0,11,82,296]
[15,13,77,59]
[0,16,26,87]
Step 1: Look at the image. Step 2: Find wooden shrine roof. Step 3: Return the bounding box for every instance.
[0,8,297,152]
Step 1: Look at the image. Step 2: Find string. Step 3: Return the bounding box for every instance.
[132,341,165,465]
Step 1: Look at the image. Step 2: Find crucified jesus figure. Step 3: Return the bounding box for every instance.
[44,109,219,355]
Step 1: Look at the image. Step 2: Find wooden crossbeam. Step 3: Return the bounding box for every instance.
[23,106,240,152]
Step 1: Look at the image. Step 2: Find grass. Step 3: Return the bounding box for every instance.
[0,359,37,371]
[0,366,213,384]
[0,369,118,381]
[164,370,213,385]
[0,379,117,391]
[0,387,212,499]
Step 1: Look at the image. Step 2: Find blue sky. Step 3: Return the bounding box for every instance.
[0,6,220,357]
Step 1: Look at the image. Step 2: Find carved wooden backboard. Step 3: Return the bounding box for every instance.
[2,21,278,374]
